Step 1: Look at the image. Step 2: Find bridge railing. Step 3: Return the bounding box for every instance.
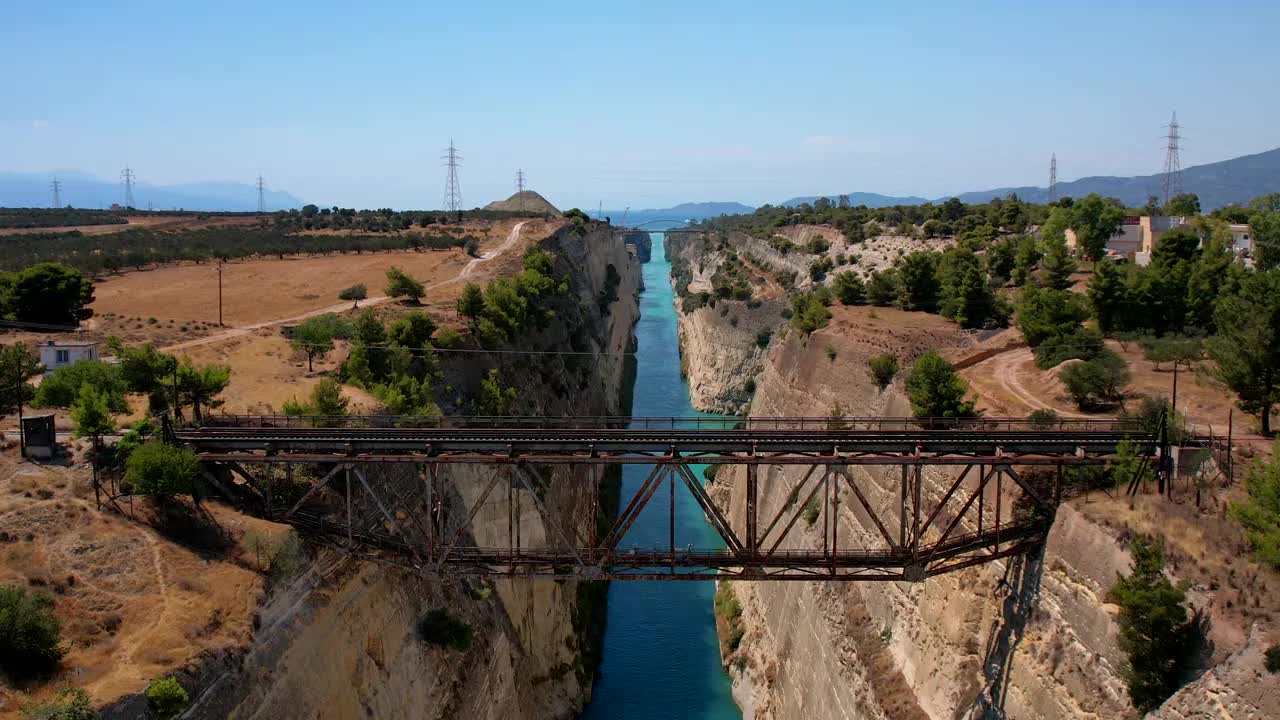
[186,414,1148,434]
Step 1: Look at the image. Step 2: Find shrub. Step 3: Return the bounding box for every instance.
[418,609,473,651]
[755,330,772,349]
[34,360,129,412]
[1027,408,1058,429]
[832,271,865,305]
[145,677,188,720]
[0,585,63,678]
[124,442,199,497]
[20,687,96,720]
[1033,326,1104,369]
[434,327,465,350]
[802,497,821,527]
[868,353,898,391]
[384,266,425,302]
[789,292,831,334]
[1230,445,1280,570]
[714,582,745,652]
[1266,645,1280,674]
[1110,535,1197,712]
[1059,350,1130,410]
[338,283,368,306]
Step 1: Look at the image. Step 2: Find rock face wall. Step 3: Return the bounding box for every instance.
[709,324,1143,720]
[182,226,641,720]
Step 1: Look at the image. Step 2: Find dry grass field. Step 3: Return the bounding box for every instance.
[0,214,264,237]
[0,447,285,717]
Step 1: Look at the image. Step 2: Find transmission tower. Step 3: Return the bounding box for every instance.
[120,166,136,209]
[1048,153,1057,203]
[442,140,463,213]
[1161,111,1184,206]
[256,175,267,214]
[49,177,62,208]
[515,169,526,212]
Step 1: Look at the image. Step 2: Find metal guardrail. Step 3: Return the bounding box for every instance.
[190,414,1147,434]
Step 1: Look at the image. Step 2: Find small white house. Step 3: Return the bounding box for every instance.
[39,340,99,372]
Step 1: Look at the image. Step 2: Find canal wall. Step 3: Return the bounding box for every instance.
[176,224,641,720]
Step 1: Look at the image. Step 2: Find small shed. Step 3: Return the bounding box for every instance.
[22,413,57,460]
[39,340,99,372]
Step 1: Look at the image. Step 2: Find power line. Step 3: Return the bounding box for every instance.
[49,177,62,209]
[120,166,136,209]
[256,175,267,214]
[442,140,463,213]
[1161,112,1184,206]
[1048,153,1057,203]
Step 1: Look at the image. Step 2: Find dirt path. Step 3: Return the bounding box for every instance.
[160,220,529,353]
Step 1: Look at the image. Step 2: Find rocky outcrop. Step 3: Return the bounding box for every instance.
[180,225,640,720]
[707,315,1140,720]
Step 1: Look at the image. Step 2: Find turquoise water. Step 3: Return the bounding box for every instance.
[580,236,741,720]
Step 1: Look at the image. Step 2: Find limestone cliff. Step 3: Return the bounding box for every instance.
[703,306,1277,720]
[173,224,641,720]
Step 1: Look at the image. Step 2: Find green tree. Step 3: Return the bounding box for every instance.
[1,263,95,325]
[895,251,940,311]
[1059,351,1130,410]
[1038,233,1077,290]
[384,266,425,302]
[476,369,517,416]
[1012,235,1042,286]
[124,442,199,497]
[1110,535,1196,712]
[457,283,485,326]
[1208,270,1280,434]
[1184,232,1238,332]
[176,360,231,421]
[145,677,188,720]
[866,269,898,306]
[338,283,367,308]
[1040,206,1071,250]
[0,343,41,413]
[1069,193,1125,261]
[1016,285,1090,348]
[1163,192,1201,216]
[284,377,350,420]
[71,383,115,440]
[1230,444,1280,569]
[984,238,1017,283]
[868,353,899,391]
[290,314,341,372]
[388,312,437,349]
[1088,258,1128,334]
[831,271,865,305]
[0,585,63,678]
[34,360,129,413]
[1251,211,1280,271]
[21,687,97,720]
[905,352,977,421]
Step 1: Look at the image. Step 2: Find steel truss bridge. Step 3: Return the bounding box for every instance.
[176,416,1154,582]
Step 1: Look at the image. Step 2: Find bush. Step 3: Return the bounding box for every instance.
[434,327,465,350]
[1231,445,1280,570]
[802,497,821,526]
[755,330,772,349]
[1059,350,1130,410]
[34,360,128,412]
[384,266,425,302]
[905,352,976,421]
[1027,408,1058,429]
[418,609,473,651]
[20,687,96,720]
[832,271,865,305]
[0,585,63,678]
[338,283,368,306]
[145,677,188,720]
[714,582,745,652]
[1266,645,1280,674]
[1033,326,1104,369]
[868,353,898,391]
[124,442,199,497]
[1110,535,1197,712]
[789,292,831,334]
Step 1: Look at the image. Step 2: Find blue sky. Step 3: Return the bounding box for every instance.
[2,0,1277,210]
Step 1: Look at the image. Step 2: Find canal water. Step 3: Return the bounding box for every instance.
[580,236,741,719]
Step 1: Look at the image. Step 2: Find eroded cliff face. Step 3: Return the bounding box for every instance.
[701,316,1145,720]
[180,225,641,720]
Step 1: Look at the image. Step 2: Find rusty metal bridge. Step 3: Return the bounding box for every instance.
[177,415,1153,582]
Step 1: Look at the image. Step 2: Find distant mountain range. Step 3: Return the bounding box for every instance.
[943,147,1280,209]
[0,172,304,212]
[781,192,929,208]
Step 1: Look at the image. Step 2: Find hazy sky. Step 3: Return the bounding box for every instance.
[3,0,1277,210]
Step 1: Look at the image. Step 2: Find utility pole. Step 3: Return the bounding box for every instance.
[1161,112,1184,206]
[1048,153,1057,203]
[442,140,463,214]
[216,264,224,326]
[256,175,267,214]
[49,177,62,208]
[121,166,136,209]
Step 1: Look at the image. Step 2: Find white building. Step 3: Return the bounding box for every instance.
[1229,223,1252,255]
[39,340,99,372]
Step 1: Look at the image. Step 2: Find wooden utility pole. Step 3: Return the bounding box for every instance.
[216,265,224,326]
